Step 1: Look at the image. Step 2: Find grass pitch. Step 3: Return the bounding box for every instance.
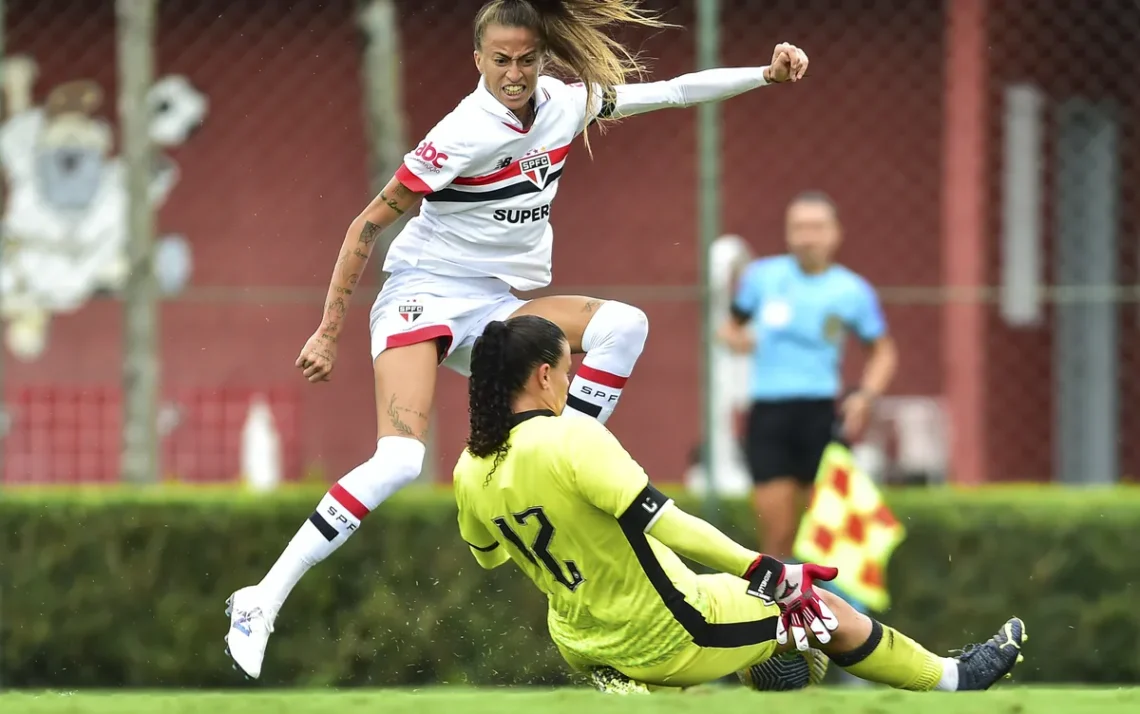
[3,687,1140,714]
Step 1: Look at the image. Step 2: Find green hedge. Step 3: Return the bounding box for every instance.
[3,486,1139,688]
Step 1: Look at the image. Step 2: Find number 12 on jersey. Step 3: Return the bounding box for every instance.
[492,506,585,592]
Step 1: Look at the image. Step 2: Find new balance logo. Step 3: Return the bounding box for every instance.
[232,617,252,636]
[495,156,512,170]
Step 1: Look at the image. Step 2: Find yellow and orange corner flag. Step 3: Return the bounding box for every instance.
[792,442,906,613]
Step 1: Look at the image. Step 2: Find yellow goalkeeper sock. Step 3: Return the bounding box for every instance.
[831,620,949,691]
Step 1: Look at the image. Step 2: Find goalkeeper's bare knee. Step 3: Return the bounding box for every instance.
[788,590,873,656]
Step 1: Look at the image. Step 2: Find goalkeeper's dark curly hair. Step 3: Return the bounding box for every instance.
[467,315,567,476]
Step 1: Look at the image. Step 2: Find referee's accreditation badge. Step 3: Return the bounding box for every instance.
[823,314,845,343]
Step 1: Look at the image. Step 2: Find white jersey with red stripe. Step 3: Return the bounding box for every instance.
[388,75,593,292]
[388,67,771,292]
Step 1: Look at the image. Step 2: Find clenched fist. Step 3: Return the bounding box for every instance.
[766,42,809,83]
[295,329,338,383]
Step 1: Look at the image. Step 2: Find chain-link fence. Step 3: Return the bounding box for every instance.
[984,0,1140,485]
[0,0,1136,486]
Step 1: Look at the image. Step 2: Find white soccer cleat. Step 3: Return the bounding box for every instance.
[224,586,276,679]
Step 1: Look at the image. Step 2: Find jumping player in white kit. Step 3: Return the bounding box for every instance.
[225,0,810,679]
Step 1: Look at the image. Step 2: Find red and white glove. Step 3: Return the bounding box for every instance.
[743,555,841,651]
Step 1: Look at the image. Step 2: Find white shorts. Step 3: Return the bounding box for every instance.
[368,268,527,376]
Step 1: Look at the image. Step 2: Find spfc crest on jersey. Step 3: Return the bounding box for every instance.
[398,301,423,323]
[520,152,552,189]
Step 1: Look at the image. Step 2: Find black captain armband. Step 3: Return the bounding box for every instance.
[465,540,500,553]
[618,484,673,532]
[597,87,617,120]
[729,303,752,324]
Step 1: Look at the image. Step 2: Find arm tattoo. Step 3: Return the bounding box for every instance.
[359,220,384,246]
[379,192,405,216]
[334,252,359,282]
[324,249,364,332]
[387,394,429,440]
[324,296,347,331]
[581,299,605,314]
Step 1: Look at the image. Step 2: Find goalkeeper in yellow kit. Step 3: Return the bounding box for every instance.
[453,314,1026,693]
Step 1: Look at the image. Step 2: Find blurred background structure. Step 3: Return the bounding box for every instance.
[3,0,1140,692]
[2,0,1137,491]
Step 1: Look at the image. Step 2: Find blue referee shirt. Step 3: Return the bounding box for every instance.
[732,255,887,402]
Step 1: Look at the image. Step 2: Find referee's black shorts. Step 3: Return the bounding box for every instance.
[744,398,837,487]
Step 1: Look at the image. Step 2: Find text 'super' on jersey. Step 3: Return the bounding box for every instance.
[389,76,599,292]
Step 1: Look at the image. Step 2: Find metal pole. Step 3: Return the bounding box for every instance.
[117,0,160,484]
[355,0,436,482]
[358,0,408,221]
[696,0,720,523]
[0,3,8,687]
[0,0,7,491]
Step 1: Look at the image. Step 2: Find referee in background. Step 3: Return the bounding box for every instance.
[718,190,897,563]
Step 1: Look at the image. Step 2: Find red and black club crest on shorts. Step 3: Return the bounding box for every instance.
[398,301,423,323]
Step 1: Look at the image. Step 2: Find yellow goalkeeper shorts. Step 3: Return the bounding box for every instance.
[617,573,782,688]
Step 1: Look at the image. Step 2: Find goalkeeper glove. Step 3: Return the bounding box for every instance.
[743,555,841,652]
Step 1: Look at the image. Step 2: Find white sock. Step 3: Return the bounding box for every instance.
[256,437,425,612]
[257,486,366,613]
[564,301,648,424]
[934,657,959,691]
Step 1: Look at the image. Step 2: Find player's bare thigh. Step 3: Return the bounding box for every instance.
[507,295,606,353]
[372,339,443,442]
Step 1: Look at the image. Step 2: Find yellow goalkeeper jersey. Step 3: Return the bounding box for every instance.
[453,410,764,670]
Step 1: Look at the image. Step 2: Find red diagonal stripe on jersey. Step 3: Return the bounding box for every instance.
[576,364,628,389]
[451,144,571,186]
[329,484,370,520]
